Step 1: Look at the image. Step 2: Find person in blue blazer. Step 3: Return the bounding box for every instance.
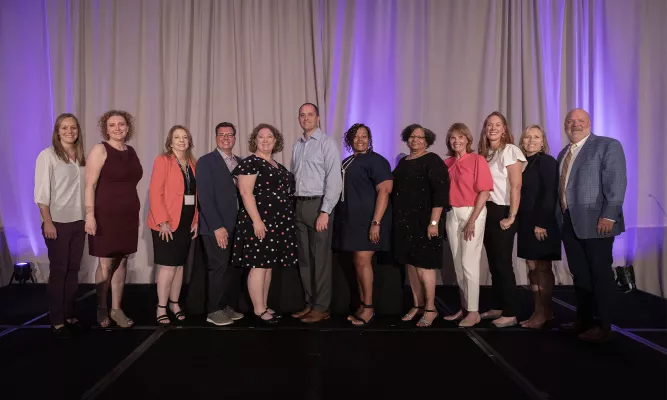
[556,108,626,342]
[196,122,245,326]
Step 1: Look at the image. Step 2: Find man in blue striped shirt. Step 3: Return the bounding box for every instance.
[290,103,342,323]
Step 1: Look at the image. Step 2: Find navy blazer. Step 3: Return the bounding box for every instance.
[556,133,627,239]
[196,149,242,236]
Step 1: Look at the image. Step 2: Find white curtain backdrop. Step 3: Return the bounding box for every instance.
[1,0,665,296]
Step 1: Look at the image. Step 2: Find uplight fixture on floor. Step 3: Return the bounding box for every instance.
[9,262,35,285]
[613,265,636,293]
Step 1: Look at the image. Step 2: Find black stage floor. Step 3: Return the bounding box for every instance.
[1,284,666,400]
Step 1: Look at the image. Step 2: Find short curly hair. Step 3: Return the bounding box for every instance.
[343,123,373,153]
[401,124,435,148]
[98,110,135,142]
[248,123,284,154]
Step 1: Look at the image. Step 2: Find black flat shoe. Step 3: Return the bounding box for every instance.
[254,309,279,325]
[52,325,72,339]
[65,319,85,334]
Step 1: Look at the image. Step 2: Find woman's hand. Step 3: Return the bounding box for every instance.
[159,222,173,242]
[369,225,380,244]
[463,220,476,241]
[253,220,267,240]
[534,226,548,241]
[43,221,58,240]
[499,217,515,231]
[427,224,439,240]
[85,214,97,235]
[191,223,198,239]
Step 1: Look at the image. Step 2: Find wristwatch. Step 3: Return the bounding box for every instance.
[430,220,438,226]
[371,220,380,226]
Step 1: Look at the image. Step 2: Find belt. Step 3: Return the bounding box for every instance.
[295,196,322,201]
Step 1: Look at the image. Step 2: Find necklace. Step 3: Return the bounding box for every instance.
[340,155,358,202]
[407,150,427,160]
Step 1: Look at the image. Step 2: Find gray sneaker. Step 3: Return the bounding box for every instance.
[206,310,234,326]
[222,306,244,321]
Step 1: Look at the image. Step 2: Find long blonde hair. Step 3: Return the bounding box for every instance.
[52,113,86,166]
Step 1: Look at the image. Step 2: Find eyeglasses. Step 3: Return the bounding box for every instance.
[409,135,426,140]
[216,134,235,139]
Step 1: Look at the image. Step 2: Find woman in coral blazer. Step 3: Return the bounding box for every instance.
[148,125,198,325]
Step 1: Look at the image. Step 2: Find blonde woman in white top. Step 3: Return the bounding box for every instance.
[477,111,526,328]
[34,113,86,339]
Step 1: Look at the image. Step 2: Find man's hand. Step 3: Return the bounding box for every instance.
[316,212,329,232]
[214,227,229,248]
[597,218,615,236]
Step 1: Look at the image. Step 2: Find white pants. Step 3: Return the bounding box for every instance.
[446,206,487,312]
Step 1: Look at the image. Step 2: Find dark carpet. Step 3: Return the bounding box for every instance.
[1,284,665,400]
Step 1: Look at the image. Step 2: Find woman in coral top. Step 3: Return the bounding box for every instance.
[147,125,198,325]
[443,123,493,327]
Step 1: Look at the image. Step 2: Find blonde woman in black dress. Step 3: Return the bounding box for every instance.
[517,125,561,329]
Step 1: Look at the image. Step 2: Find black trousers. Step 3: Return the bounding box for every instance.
[560,211,615,327]
[44,220,85,326]
[483,202,519,317]
[201,234,240,314]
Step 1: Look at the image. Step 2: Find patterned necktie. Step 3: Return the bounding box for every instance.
[559,144,575,211]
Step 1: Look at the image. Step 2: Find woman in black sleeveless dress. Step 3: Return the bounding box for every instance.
[517,125,561,329]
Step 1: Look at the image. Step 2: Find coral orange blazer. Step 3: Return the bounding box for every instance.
[147,154,198,231]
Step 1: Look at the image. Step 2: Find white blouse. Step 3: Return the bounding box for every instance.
[34,147,85,223]
[485,144,526,206]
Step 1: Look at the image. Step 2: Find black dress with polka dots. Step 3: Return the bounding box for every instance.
[231,155,298,269]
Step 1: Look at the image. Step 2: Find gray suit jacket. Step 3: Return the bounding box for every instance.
[556,133,626,239]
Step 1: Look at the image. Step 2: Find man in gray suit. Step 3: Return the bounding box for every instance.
[290,103,342,323]
[556,108,627,342]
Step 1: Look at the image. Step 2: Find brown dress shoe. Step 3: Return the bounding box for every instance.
[291,306,312,319]
[578,326,612,343]
[559,321,589,334]
[300,310,330,323]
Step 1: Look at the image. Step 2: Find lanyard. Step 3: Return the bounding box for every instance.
[340,156,356,202]
[176,158,191,193]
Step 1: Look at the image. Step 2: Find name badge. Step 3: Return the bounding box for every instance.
[184,195,195,205]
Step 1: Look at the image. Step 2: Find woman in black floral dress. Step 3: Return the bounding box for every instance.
[232,124,297,324]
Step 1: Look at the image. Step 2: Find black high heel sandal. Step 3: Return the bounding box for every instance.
[168,299,186,322]
[156,304,171,326]
[351,304,375,326]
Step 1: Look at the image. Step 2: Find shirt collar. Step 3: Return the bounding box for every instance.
[217,148,235,160]
[300,127,322,142]
[570,133,591,149]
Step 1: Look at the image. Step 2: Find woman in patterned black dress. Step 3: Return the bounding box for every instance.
[232,124,297,324]
[392,124,450,328]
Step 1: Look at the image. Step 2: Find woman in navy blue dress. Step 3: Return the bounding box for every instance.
[333,124,393,326]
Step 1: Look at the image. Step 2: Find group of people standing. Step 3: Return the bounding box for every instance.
[34,104,626,343]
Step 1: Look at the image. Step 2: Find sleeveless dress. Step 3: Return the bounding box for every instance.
[89,142,143,258]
